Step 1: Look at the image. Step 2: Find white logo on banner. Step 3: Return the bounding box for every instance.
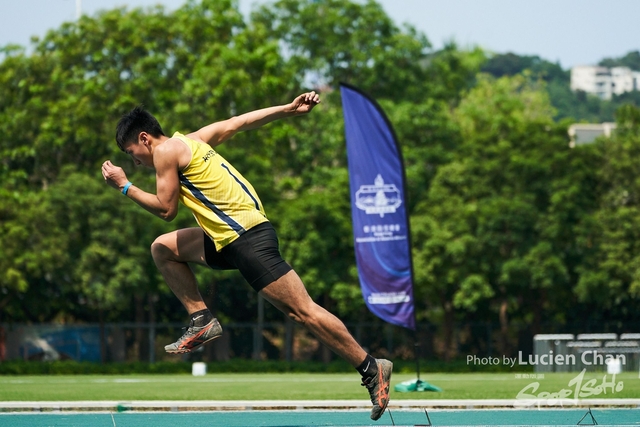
[368,291,411,304]
[355,174,402,218]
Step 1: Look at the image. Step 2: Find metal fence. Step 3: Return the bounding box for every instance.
[0,321,416,364]
[1,321,639,371]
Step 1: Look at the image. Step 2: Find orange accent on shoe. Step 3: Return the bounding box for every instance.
[177,326,211,350]
[375,363,390,408]
[165,319,223,354]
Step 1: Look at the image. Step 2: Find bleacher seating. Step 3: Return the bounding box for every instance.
[533,333,640,373]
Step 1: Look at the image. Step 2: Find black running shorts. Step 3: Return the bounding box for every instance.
[203,222,293,292]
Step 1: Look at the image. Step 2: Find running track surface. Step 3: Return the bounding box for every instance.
[1,408,639,427]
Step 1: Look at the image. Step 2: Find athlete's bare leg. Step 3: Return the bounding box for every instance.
[150,228,209,314]
[259,270,367,367]
[151,228,367,367]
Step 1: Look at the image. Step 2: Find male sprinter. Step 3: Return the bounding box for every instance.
[101,92,392,420]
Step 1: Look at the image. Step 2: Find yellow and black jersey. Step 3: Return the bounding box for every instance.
[173,132,268,250]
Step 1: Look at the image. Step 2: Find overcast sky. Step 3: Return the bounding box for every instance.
[1,0,638,69]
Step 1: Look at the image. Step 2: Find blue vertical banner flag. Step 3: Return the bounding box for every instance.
[340,83,416,330]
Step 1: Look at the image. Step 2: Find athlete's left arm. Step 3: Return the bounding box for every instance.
[102,143,181,222]
[187,91,321,147]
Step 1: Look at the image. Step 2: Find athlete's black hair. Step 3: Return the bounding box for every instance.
[115,105,165,151]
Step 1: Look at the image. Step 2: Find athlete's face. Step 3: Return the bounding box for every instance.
[124,133,154,168]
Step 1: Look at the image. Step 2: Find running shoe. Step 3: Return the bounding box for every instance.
[362,359,393,421]
[164,318,223,354]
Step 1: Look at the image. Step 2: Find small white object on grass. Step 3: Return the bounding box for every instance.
[192,362,207,376]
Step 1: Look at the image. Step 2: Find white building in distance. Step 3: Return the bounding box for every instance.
[568,122,617,147]
[571,65,640,100]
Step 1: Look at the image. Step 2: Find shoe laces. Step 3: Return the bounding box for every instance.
[181,323,197,336]
[361,376,374,388]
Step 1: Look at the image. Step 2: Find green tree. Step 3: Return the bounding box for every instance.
[411,75,594,357]
[575,105,640,322]
[0,0,453,331]
[0,0,271,326]
[481,52,567,83]
[9,0,630,364]
[479,51,640,122]
[249,0,433,102]
[424,42,486,103]
[599,50,640,71]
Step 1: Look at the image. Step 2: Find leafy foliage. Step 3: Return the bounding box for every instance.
[599,50,640,71]
[482,52,640,122]
[1,0,640,361]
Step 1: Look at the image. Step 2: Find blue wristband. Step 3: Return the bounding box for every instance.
[122,181,133,195]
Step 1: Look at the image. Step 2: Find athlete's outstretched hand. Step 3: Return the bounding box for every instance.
[102,160,129,191]
[287,91,321,115]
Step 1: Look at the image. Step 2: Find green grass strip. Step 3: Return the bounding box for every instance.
[0,372,637,401]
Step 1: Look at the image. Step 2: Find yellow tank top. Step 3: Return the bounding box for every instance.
[174,132,268,250]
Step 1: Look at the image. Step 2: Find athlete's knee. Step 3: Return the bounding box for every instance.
[150,234,176,262]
